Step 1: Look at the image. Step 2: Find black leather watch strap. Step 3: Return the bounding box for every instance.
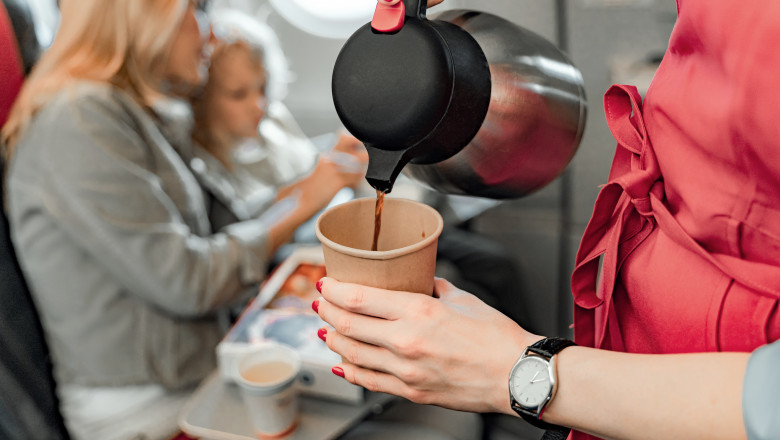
[511,398,570,431]
[540,429,571,440]
[511,337,577,432]
[528,337,577,359]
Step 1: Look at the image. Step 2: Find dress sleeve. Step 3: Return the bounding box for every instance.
[743,339,780,440]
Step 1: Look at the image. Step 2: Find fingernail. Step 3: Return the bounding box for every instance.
[332,366,345,378]
[312,300,319,313]
[316,279,324,293]
[317,327,327,342]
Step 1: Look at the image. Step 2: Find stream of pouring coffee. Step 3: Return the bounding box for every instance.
[371,190,385,251]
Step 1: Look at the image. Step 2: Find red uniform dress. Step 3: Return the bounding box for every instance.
[570,1,780,438]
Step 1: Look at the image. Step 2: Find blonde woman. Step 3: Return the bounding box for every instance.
[0,1,302,438]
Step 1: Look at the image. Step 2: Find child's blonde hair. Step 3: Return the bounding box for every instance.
[191,39,264,168]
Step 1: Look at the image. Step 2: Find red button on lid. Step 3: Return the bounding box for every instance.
[371,0,405,33]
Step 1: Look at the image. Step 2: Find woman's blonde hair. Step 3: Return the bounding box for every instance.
[1,0,189,155]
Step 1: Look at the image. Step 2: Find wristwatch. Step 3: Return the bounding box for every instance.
[508,337,576,431]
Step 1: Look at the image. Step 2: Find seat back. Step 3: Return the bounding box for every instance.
[0,0,24,127]
[2,0,42,75]
[1,1,69,437]
[0,159,70,440]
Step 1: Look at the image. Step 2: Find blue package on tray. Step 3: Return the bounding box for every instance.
[216,246,365,403]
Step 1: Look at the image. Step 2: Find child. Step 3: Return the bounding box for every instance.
[188,10,368,253]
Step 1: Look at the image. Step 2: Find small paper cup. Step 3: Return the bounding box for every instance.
[235,343,302,439]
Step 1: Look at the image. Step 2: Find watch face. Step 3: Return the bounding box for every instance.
[509,356,552,409]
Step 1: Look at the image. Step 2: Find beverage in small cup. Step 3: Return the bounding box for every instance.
[235,343,301,439]
[315,197,443,295]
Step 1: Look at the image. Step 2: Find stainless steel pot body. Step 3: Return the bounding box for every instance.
[403,10,587,199]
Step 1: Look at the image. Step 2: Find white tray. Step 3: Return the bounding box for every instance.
[178,372,397,440]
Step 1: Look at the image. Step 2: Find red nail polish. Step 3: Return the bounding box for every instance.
[317,327,327,342]
[332,366,345,378]
[312,300,319,313]
[316,279,323,293]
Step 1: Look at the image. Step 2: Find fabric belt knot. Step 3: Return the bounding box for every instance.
[571,84,660,351]
[631,196,652,217]
[630,179,664,218]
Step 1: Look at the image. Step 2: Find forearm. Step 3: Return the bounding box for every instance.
[267,174,342,253]
[543,347,749,440]
[275,163,342,208]
[275,181,300,201]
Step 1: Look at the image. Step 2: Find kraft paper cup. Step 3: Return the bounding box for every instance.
[235,343,301,439]
[315,197,444,295]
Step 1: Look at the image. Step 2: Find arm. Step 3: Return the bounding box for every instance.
[268,133,367,251]
[546,347,748,440]
[314,277,751,440]
[275,133,366,201]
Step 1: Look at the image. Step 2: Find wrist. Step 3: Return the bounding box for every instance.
[294,166,338,208]
[313,162,347,194]
[539,345,584,427]
[496,333,546,415]
[507,337,577,431]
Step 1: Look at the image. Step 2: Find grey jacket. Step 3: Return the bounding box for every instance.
[6,83,270,389]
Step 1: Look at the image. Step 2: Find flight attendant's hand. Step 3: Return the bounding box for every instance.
[314,277,543,414]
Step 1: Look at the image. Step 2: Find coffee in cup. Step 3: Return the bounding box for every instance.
[315,197,443,295]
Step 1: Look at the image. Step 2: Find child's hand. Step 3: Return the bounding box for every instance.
[332,133,366,157]
[322,134,368,188]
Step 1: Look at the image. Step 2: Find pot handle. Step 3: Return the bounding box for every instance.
[403,0,427,19]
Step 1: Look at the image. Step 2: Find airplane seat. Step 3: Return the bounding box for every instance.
[1,0,70,438]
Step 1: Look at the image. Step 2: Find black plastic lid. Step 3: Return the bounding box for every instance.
[332,18,454,151]
[331,0,491,193]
